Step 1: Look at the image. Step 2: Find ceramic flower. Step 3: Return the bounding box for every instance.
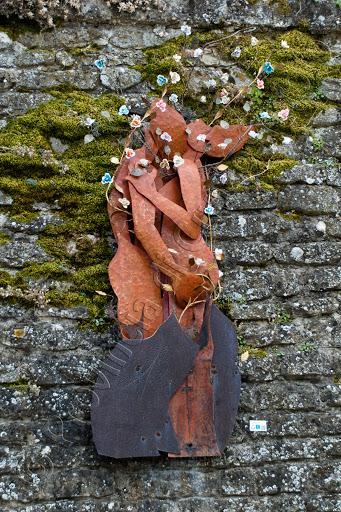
[84,134,95,144]
[221,73,230,84]
[159,159,170,170]
[157,75,168,86]
[173,155,184,168]
[194,257,205,266]
[160,159,170,170]
[259,111,271,120]
[160,132,172,142]
[206,79,217,88]
[173,54,182,62]
[118,197,130,209]
[218,138,232,149]
[130,115,142,129]
[118,105,130,116]
[204,204,215,216]
[196,134,206,142]
[125,148,136,159]
[278,108,290,121]
[249,130,259,139]
[84,117,95,126]
[243,102,251,112]
[169,93,178,103]
[94,58,106,70]
[139,159,149,167]
[181,24,191,36]
[193,48,203,58]
[251,36,259,46]
[256,79,264,90]
[281,40,290,48]
[155,99,167,112]
[101,172,112,184]
[214,248,224,261]
[231,46,241,58]
[263,61,274,74]
[169,71,181,84]
[220,173,228,184]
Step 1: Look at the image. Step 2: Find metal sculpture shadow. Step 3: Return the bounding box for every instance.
[91,101,251,458]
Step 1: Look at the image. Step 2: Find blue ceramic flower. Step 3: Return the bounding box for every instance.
[101,172,112,185]
[263,62,274,74]
[94,58,106,70]
[118,105,130,116]
[169,93,178,103]
[156,75,168,87]
[204,204,215,216]
[259,111,271,120]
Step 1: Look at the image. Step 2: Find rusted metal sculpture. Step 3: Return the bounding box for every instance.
[91,100,252,458]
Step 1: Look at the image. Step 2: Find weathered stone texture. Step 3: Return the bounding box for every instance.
[0,4,341,512]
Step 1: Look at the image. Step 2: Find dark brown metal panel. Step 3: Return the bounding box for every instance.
[91,314,199,458]
[210,304,241,450]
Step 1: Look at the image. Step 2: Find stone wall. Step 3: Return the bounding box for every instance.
[0,1,340,511]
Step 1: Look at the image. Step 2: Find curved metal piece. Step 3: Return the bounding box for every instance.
[91,314,199,458]
[108,236,163,339]
[206,124,252,158]
[149,101,188,158]
[210,304,241,450]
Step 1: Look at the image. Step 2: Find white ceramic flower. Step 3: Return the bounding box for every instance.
[118,197,130,209]
[139,158,149,167]
[206,79,217,88]
[180,24,191,36]
[169,71,181,84]
[193,48,203,58]
[160,132,172,142]
[214,248,224,261]
[173,155,184,168]
[196,134,206,142]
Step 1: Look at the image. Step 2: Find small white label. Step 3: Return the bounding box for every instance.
[249,420,267,432]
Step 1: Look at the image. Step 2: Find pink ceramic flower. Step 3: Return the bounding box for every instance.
[156,99,167,112]
[125,148,136,159]
[256,79,264,90]
[278,108,290,121]
[130,115,142,129]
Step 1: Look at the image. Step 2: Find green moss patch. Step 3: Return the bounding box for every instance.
[0,89,130,327]
[137,28,340,187]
